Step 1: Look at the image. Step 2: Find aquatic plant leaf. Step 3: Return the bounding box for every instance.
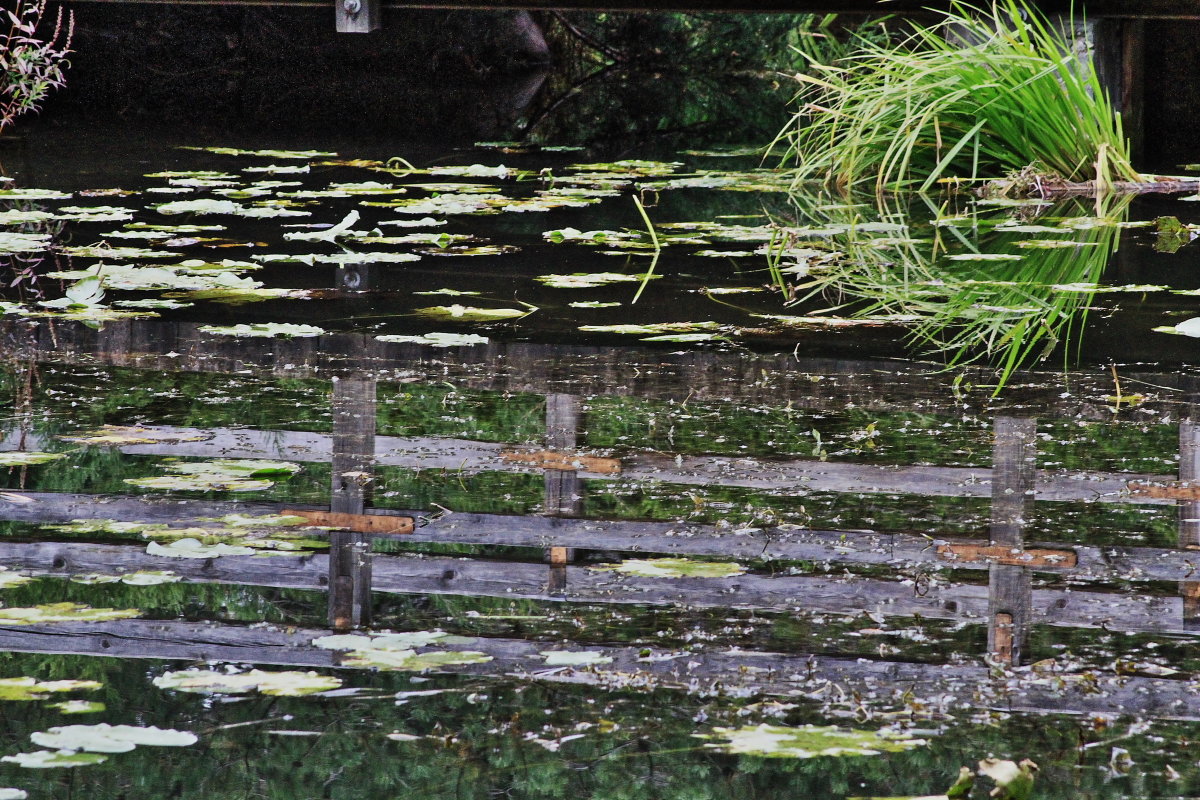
[145,538,255,558]
[416,244,517,257]
[0,451,66,466]
[46,520,170,536]
[313,631,453,651]
[47,264,263,292]
[49,701,106,714]
[697,724,925,759]
[376,333,489,347]
[569,301,622,308]
[341,649,492,671]
[198,323,325,338]
[217,514,310,527]
[121,570,183,585]
[0,188,71,199]
[282,210,361,243]
[1014,239,1098,249]
[32,724,197,752]
[535,272,651,289]
[0,568,32,588]
[0,209,55,224]
[60,425,213,446]
[165,287,307,304]
[0,678,101,701]
[0,603,139,625]
[414,305,533,321]
[591,558,746,578]
[0,750,107,768]
[412,288,480,296]
[154,669,342,696]
[0,790,25,799]
[182,147,335,159]
[127,476,274,492]
[0,231,52,253]
[541,651,613,666]
[640,332,721,342]
[1153,317,1200,337]
[978,758,1037,800]
[155,198,309,218]
[378,216,448,228]
[427,164,512,178]
[58,244,177,259]
[578,321,720,335]
[944,253,1024,261]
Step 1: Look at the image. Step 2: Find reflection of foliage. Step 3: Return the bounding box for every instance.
[524,13,887,151]
[0,0,73,133]
[774,193,1130,390]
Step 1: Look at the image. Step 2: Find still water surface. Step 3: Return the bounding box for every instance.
[3,47,1200,797]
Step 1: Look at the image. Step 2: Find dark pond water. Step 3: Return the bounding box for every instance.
[4,10,1200,799]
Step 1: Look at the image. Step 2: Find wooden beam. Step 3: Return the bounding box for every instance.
[282,509,415,534]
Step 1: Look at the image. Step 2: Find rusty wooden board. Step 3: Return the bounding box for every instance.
[1128,481,1200,500]
[936,542,1078,568]
[499,449,621,474]
[282,509,414,534]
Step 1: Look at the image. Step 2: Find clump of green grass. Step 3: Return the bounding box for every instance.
[777,0,1142,193]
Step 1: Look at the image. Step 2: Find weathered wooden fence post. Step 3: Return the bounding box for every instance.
[328,375,376,629]
[987,416,1037,666]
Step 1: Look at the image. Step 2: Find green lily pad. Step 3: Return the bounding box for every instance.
[0,789,26,799]
[0,232,52,253]
[0,568,33,589]
[49,700,106,714]
[0,750,108,768]
[376,332,489,347]
[0,677,102,701]
[1154,317,1200,337]
[313,631,457,651]
[198,323,325,338]
[541,651,613,666]
[181,146,335,159]
[341,649,493,671]
[0,188,71,199]
[153,668,342,696]
[60,425,212,446]
[591,558,746,578]
[0,603,139,625]
[414,305,533,321]
[31,724,197,752]
[0,452,66,466]
[535,272,653,289]
[146,539,256,558]
[696,724,926,759]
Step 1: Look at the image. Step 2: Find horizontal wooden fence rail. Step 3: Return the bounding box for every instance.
[0,539,1188,634]
[0,424,1177,504]
[1,490,1198,583]
[0,617,1196,721]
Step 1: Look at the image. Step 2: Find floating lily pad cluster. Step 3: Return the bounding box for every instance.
[153,668,342,696]
[2,724,197,770]
[125,458,301,492]
[311,631,493,671]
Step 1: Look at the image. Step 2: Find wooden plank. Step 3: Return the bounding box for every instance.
[283,509,414,534]
[0,540,1184,635]
[1128,481,1200,500]
[991,612,1015,665]
[17,424,1170,505]
[499,449,621,474]
[0,618,1196,722]
[937,543,1078,568]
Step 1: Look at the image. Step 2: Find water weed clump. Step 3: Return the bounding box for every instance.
[1,0,73,134]
[777,0,1141,194]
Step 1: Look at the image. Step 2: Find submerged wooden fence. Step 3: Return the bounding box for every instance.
[3,317,1200,715]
